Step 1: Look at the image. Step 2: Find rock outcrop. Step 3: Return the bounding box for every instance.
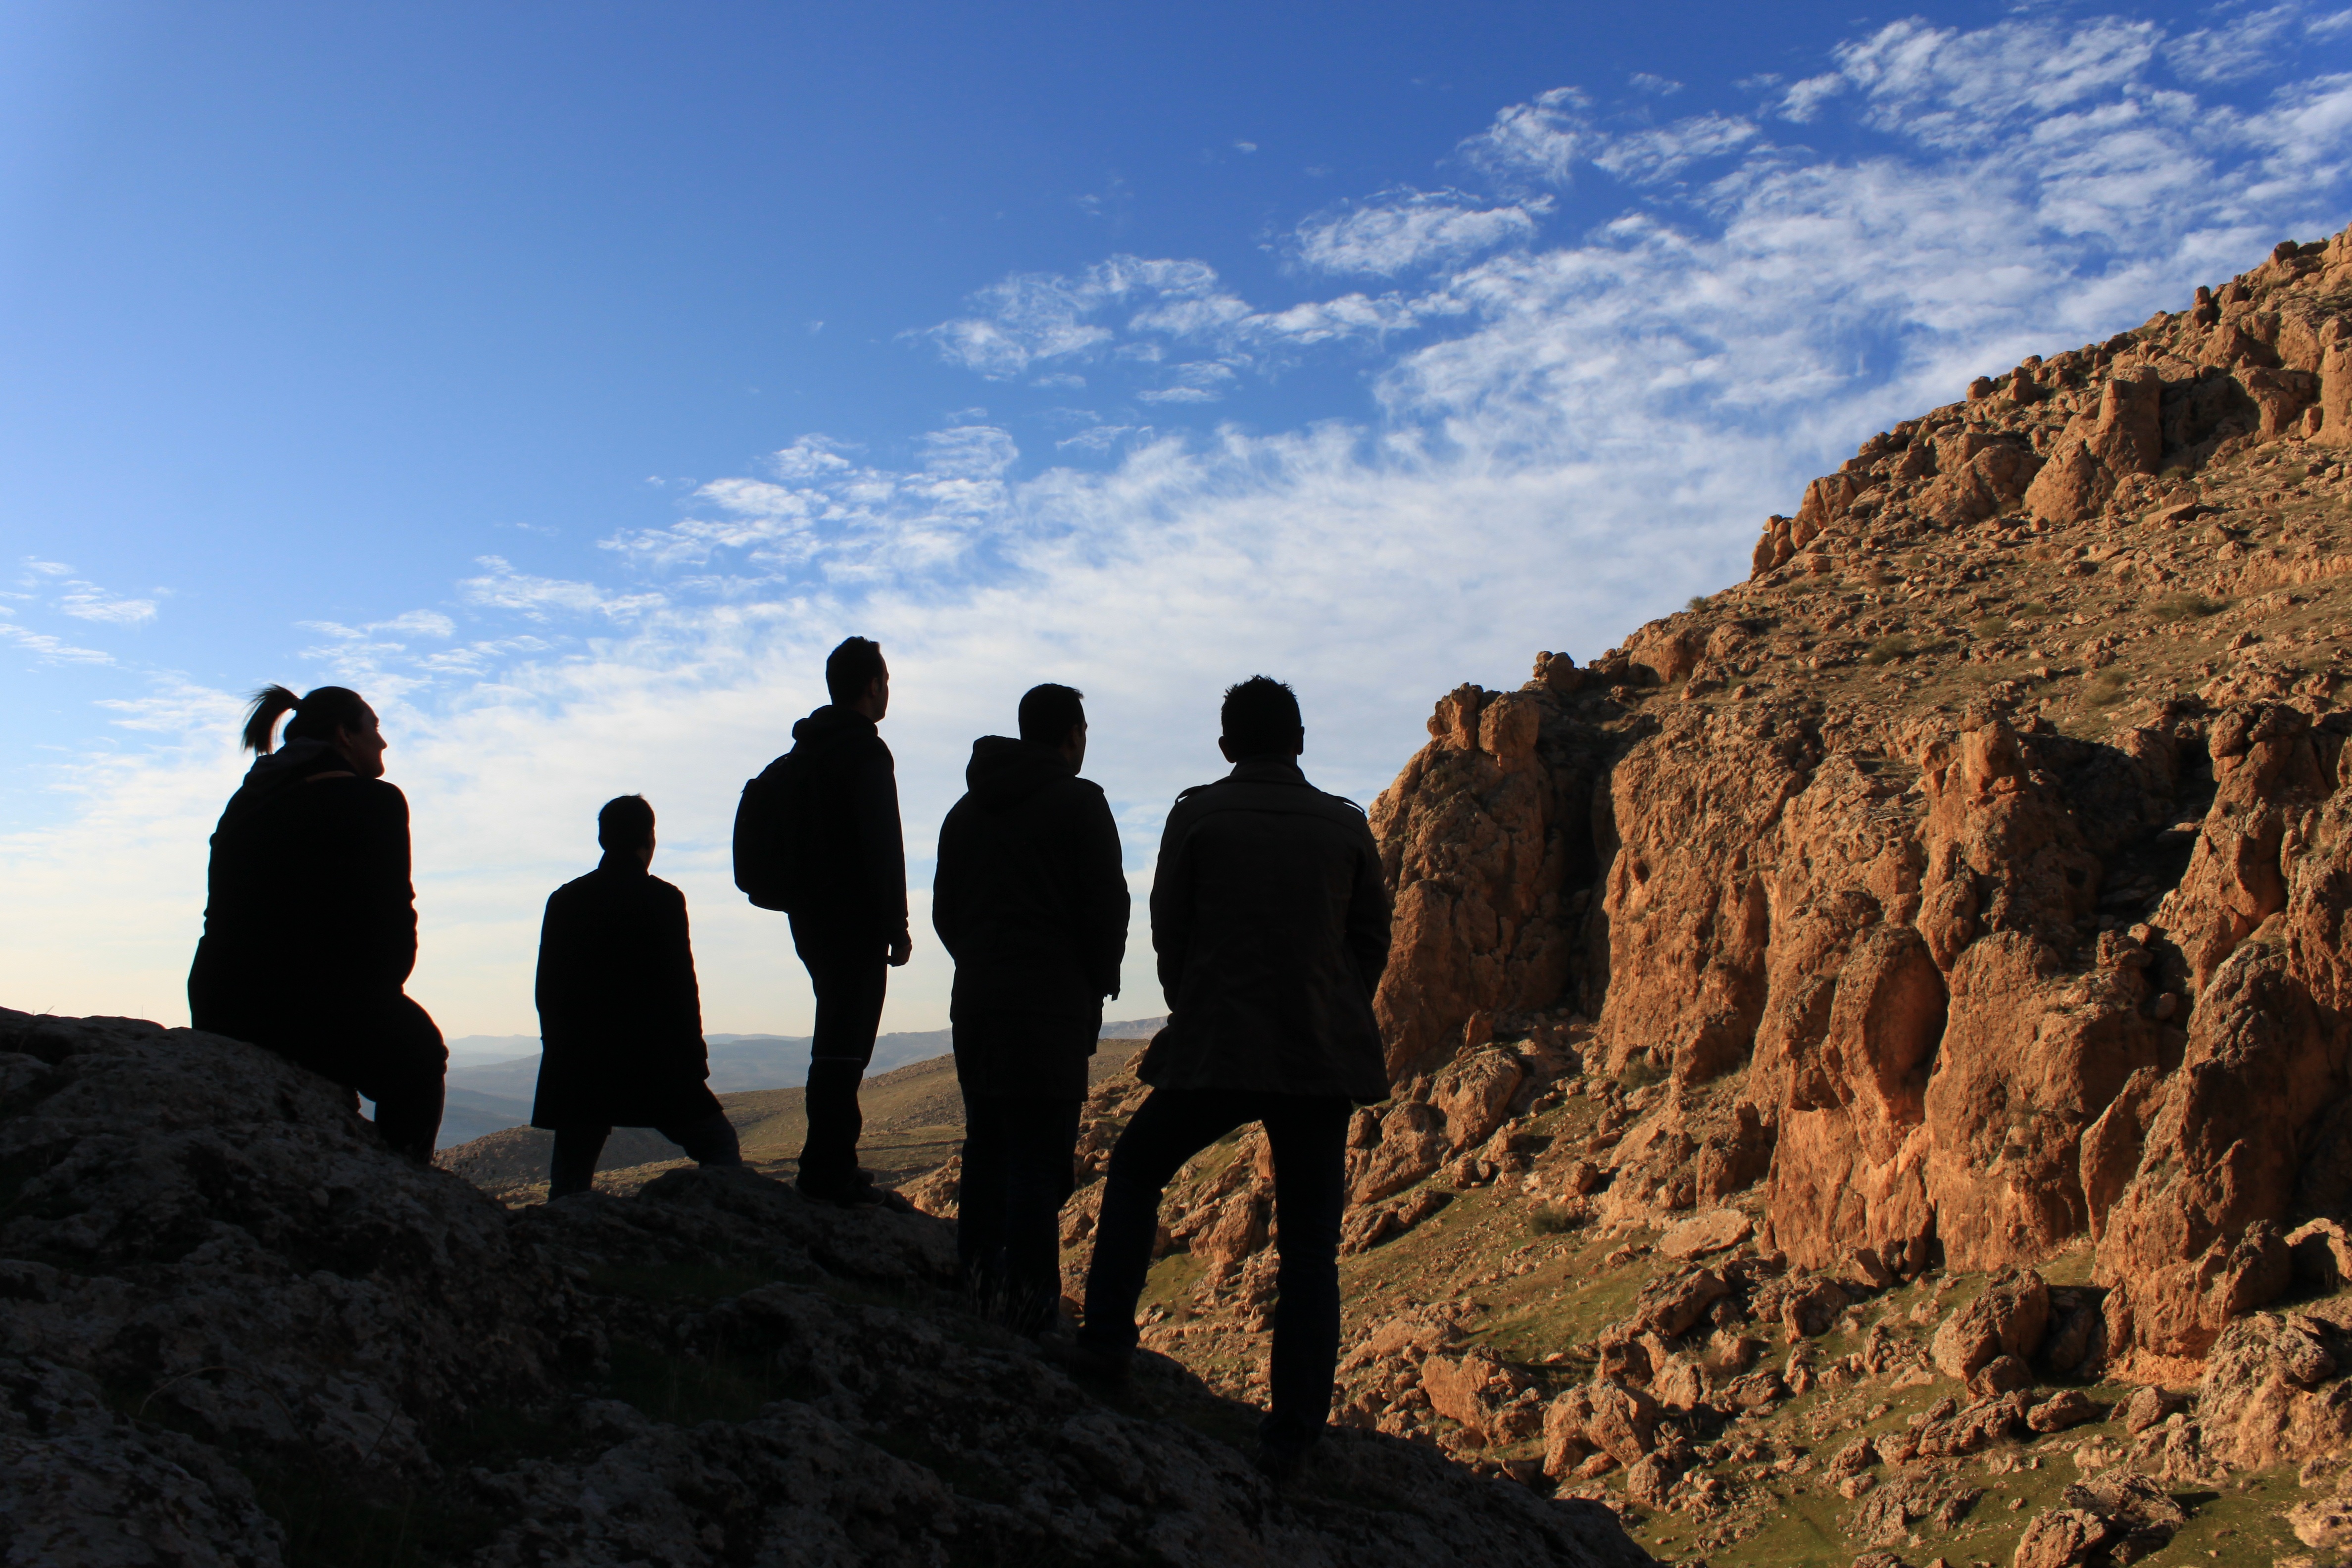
[1355,225,2352,1373]
[0,1008,1649,1567]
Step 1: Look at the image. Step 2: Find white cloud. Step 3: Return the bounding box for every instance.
[1629,73,1684,96]
[21,558,71,577]
[1293,188,1548,275]
[58,585,158,625]
[0,622,112,665]
[5,3,2349,1039]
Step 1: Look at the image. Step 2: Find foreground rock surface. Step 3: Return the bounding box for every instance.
[0,1009,1649,1568]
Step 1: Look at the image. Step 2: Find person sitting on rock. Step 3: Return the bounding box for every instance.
[531,794,742,1198]
[189,684,447,1159]
[1074,676,1392,1481]
[933,682,1130,1333]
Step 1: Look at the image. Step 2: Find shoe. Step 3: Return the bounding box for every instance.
[1255,1420,1320,1484]
[1048,1335,1133,1386]
[796,1170,887,1208]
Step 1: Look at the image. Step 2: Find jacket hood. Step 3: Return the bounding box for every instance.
[792,704,876,744]
[965,735,1075,808]
[218,739,348,830]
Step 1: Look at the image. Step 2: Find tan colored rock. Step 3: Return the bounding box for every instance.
[1351,1101,1447,1204]
[1544,1379,1663,1467]
[1932,1268,2050,1380]
[1428,1048,1525,1152]
[2027,1389,2100,1433]
[1658,1208,1752,1259]
[2199,1310,2352,1470]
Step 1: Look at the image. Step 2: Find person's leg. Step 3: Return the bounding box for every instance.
[1259,1094,1353,1455]
[1079,1089,1243,1359]
[957,1089,1011,1307]
[791,920,887,1195]
[1002,1096,1084,1333]
[548,1126,610,1197]
[355,996,448,1161]
[656,1108,743,1169]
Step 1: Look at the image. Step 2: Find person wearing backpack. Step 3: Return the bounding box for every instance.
[736,636,911,1207]
[932,683,1128,1332]
[531,794,742,1198]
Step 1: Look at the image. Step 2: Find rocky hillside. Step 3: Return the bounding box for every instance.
[0,1006,1649,1567]
[994,224,2352,1566]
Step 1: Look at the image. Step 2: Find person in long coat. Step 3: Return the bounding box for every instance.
[532,794,741,1197]
[189,684,446,1159]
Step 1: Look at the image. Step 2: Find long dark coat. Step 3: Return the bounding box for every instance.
[531,853,722,1128]
[188,739,440,1081]
[933,736,1130,1097]
[1143,758,1392,1102]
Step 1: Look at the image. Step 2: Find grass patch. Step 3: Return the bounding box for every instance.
[1687,593,1713,613]
[2015,599,2050,617]
[1617,1053,1667,1091]
[2087,668,2130,707]
[1970,614,2010,638]
[2154,591,2227,621]
[1862,633,1916,666]
[1528,1203,1587,1236]
[2160,463,2195,481]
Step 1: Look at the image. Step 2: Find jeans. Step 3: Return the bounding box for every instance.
[1080,1087,1351,1443]
[547,1107,743,1198]
[789,916,888,1185]
[957,1092,1082,1331]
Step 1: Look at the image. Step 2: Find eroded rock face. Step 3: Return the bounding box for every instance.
[1360,224,2352,1373]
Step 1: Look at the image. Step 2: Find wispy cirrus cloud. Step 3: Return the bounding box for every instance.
[1291,188,1549,275]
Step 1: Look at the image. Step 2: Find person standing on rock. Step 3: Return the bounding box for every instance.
[1074,676,1391,1480]
[742,636,912,1207]
[933,683,1130,1332]
[531,795,743,1199]
[188,685,447,1159]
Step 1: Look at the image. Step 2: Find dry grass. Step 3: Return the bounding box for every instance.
[2154,591,2227,621]
[1863,633,1916,666]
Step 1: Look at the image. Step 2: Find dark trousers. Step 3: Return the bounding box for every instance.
[215,992,446,1162]
[789,915,887,1185]
[546,1108,742,1198]
[958,1092,1082,1332]
[1080,1088,1351,1443]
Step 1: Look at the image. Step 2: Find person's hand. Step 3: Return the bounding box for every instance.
[888,931,913,967]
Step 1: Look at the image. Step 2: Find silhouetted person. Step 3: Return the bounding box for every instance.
[769,636,911,1206]
[188,685,447,1159]
[934,684,1129,1331]
[1076,677,1390,1480]
[531,795,742,1199]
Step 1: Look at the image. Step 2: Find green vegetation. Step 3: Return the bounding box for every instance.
[1617,1052,1667,1091]
[2154,591,2227,621]
[2159,463,2195,481]
[2086,667,2130,707]
[1687,593,1713,613]
[1970,614,2010,638]
[1527,1202,1586,1235]
[1862,633,1916,665]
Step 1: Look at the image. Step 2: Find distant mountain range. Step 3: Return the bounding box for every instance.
[433,1016,1165,1150]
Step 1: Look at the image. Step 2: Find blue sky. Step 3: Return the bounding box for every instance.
[4,0,2350,1042]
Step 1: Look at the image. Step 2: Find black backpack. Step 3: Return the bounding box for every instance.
[733,751,808,912]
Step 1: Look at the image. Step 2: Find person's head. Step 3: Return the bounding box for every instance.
[597,794,656,867]
[1218,676,1303,763]
[826,636,889,720]
[242,685,387,778]
[1018,683,1087,768]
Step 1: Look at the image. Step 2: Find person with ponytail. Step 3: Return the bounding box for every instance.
[187,685,447,1159]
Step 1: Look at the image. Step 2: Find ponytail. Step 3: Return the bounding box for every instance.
[241,684,371,754]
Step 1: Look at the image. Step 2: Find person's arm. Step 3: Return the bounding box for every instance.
[931,801,969,962]
[664,883,706,1059]
[1343,823,1393,996]
[1078,788,1130,1000]
[1149,803,1195,1006]
[359,784,420,989]
[855,739,912,962]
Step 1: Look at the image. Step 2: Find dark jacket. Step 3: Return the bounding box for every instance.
[188,739,421,1044]
[1144,758,1391,1102]
[785,705,909,943]
[530,853,722,1128]
[934,737,1130,1091]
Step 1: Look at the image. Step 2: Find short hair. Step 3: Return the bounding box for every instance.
[1221,676,1302,757]
[597,794,655,852]
[825,637,886,706]
[1018,683,1086,745]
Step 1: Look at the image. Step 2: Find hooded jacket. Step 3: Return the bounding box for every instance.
[933,736,1129,1025]
[1142,758,1391,1102]
[188,739,421,1041]
[530,852,721,1128]
[785,705,909,943]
